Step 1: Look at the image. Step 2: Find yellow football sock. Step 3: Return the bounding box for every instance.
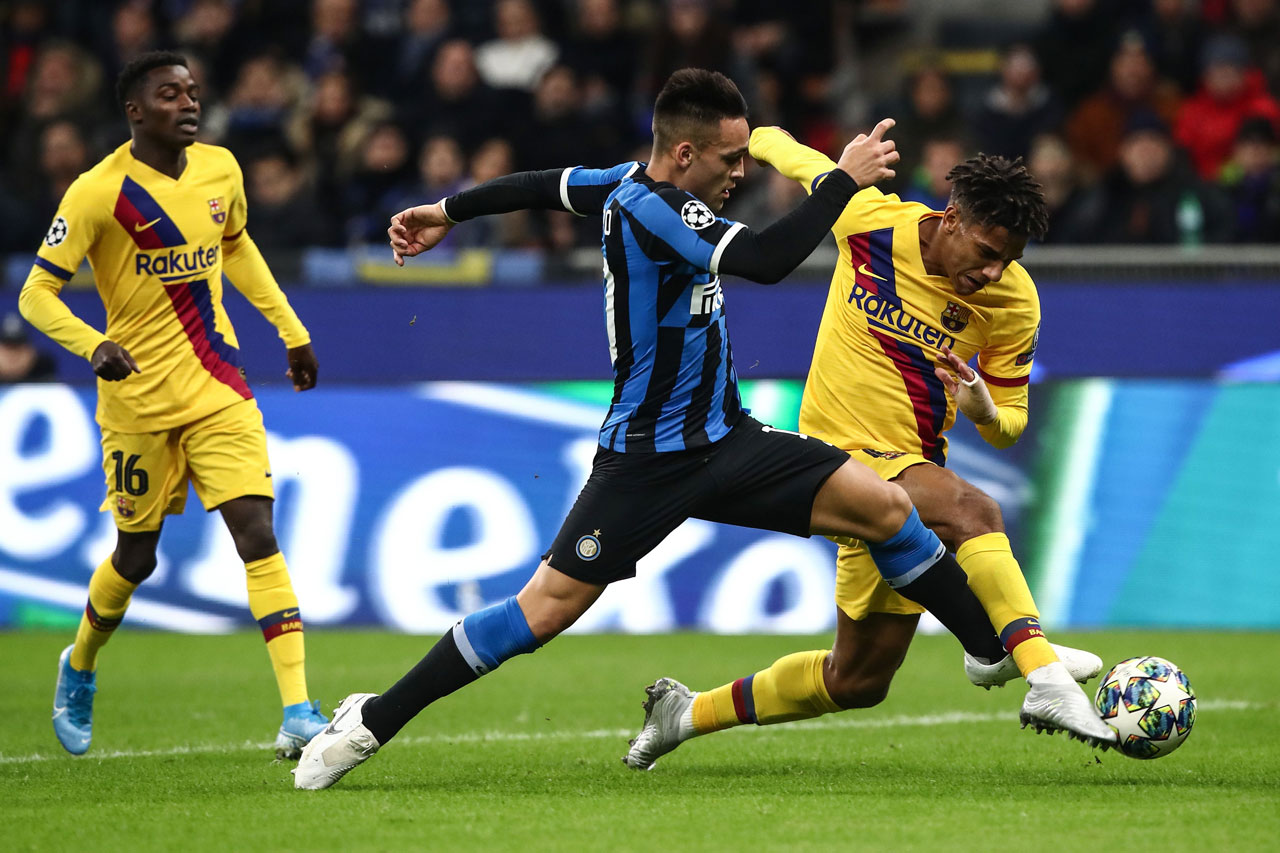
[956,532,1058,676]
[70,556,138,672]
[245,552,309,707]
[691,650,841,734]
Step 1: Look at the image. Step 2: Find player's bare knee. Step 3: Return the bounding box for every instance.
[827,669,895,709]
[230,525,278,563]
[112,550,157,584]
[954,486,1004,541]
[864,481,913,541]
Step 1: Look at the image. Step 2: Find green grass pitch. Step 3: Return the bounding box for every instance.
[2,630,1277,852]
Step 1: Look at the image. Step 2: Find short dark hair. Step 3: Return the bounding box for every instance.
[947,154,1049,240]
[652,68,748,149]
[116,50,189,111]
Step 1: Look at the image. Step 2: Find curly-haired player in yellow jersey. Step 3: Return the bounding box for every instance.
[19,51,328,759]
[623,128,1113,769]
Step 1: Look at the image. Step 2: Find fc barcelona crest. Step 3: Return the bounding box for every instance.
[116,496,136,518]
[207,197,226,224]
[941,301,971,333]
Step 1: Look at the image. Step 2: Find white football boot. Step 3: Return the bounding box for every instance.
[965,644,1104,689]
[293,693,381,790]
[622,678,698,770]
[1018,662,1117,747]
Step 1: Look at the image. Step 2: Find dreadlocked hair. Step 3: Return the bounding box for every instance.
[946,154,1049,240]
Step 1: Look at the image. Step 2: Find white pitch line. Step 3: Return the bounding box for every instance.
[0,699,1260,766]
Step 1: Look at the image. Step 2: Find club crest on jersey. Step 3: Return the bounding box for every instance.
[44,215,69,247]
[941,301,971,333]
[681,199,715,230]
[207,197,226,224]
[575,534,602,561]
[116,496,136,518]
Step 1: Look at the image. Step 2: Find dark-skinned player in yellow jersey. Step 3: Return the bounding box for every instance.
[20,51,328,759]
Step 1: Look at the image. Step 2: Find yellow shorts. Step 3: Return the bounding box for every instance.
[98,399,274,532]
[832,448,933,621]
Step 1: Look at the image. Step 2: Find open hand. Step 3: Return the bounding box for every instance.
[388,202,453,266]
[835,118,899,189]
[91,340,140,381]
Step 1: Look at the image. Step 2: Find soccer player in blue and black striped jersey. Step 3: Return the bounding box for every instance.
[294,69,1108,790]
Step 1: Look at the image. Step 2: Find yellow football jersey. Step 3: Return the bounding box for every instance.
[750,127,1040,461]
[20,141,308,432]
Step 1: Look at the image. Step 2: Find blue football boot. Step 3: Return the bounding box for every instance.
[276,699,329,760]
[52,645,95,755]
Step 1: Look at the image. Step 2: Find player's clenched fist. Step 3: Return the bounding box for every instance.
[934,343,999,425]
[388,202,454,266]
[91,340,140,381]
[835,118,899,189]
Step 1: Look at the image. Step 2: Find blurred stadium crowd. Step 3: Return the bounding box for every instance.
[1,0,1279,257]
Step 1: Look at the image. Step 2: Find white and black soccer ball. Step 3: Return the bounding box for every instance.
[1093,656,1196,759]
[680,200,716,230]
[44,215,69,247]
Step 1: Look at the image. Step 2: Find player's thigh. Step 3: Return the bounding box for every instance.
[891,461,1004,546]
[98,426,188,532]
[693,416,848,536]
[182,399,275,511]
[833,540,925,623]
[808,456,913,541]
[543,446,708,585]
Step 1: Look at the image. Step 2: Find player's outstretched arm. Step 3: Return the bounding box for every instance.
[389,163,642,265]
[715,120,898,284]
[748,126,839,194]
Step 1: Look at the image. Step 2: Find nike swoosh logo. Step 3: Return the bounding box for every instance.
[53,705,66,717]
[856,262,888,283]
[324,704,353,736]
[134,218,162,232]
[282,610,299,619]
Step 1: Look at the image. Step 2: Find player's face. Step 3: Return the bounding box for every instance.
[682,117,749,211]
[130,65,201,148]
[939,208,1026,296]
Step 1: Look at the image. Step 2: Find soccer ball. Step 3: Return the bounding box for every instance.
[1093,656,1196,759]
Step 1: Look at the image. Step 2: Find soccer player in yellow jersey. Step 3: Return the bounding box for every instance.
[623,127,1114,768]
[19,51,328,759]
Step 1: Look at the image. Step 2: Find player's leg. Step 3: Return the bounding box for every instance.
[55,427,181,754]
[188,400,326,758]
[891,464,1111,744]
[295,446,708,789]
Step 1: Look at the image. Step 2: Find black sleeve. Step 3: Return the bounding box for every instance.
[443,169,568,222]
[716,169,857,283]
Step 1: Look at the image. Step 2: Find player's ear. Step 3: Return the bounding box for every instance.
[942,206,960,234]
[674,141,696,168]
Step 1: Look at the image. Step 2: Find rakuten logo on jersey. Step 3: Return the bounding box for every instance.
[848,283,957,350]
[135,245,219,278]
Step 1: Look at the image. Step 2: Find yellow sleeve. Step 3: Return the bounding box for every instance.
[220,156,309,348]
[748,126,839,196]
[974,276,1040,449]
[18,179,110,361]
[975,383,1028,449]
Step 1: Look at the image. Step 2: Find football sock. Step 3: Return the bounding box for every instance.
[868,509,1006,662]
[956,533,1058,675]
[361,596,540,744]
[69,556,137,672]
[691,650,840,734]
[245,552,309,707]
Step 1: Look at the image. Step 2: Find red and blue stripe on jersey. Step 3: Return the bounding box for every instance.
[164,279,251,399]
[113,176,187,249]
[848,228,948,464]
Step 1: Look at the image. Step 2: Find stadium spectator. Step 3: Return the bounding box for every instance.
[450,137,530,249]
[26,119,91,225]
[1065,30,1183,181]
[301,0,382,84]
[288,68,393,194]
[900,136,969,211]
[0,311,57,383]
[520,65,601,170]
[390,0,454,103]
[0,0,49,121]
[221,53,306,161]
[1224,0,1280,97]
[1027,132,1093,243]
[1031,0,1121,111]
[562,0,640,110]
[474,0,559,93]
[342,121,414,243]
[1174,34,1280,180]
[973,44,1063,162]
[375,134,468,248]
[1219,116,1280,242]
[246,146,338,249]
[98,1,158,73]
[406,39,510,151]
[880,65,969,194]
[641,0,733,101]
[1142,0,1206,96]
[1073,111,1235,244]
[171,0,246,94]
